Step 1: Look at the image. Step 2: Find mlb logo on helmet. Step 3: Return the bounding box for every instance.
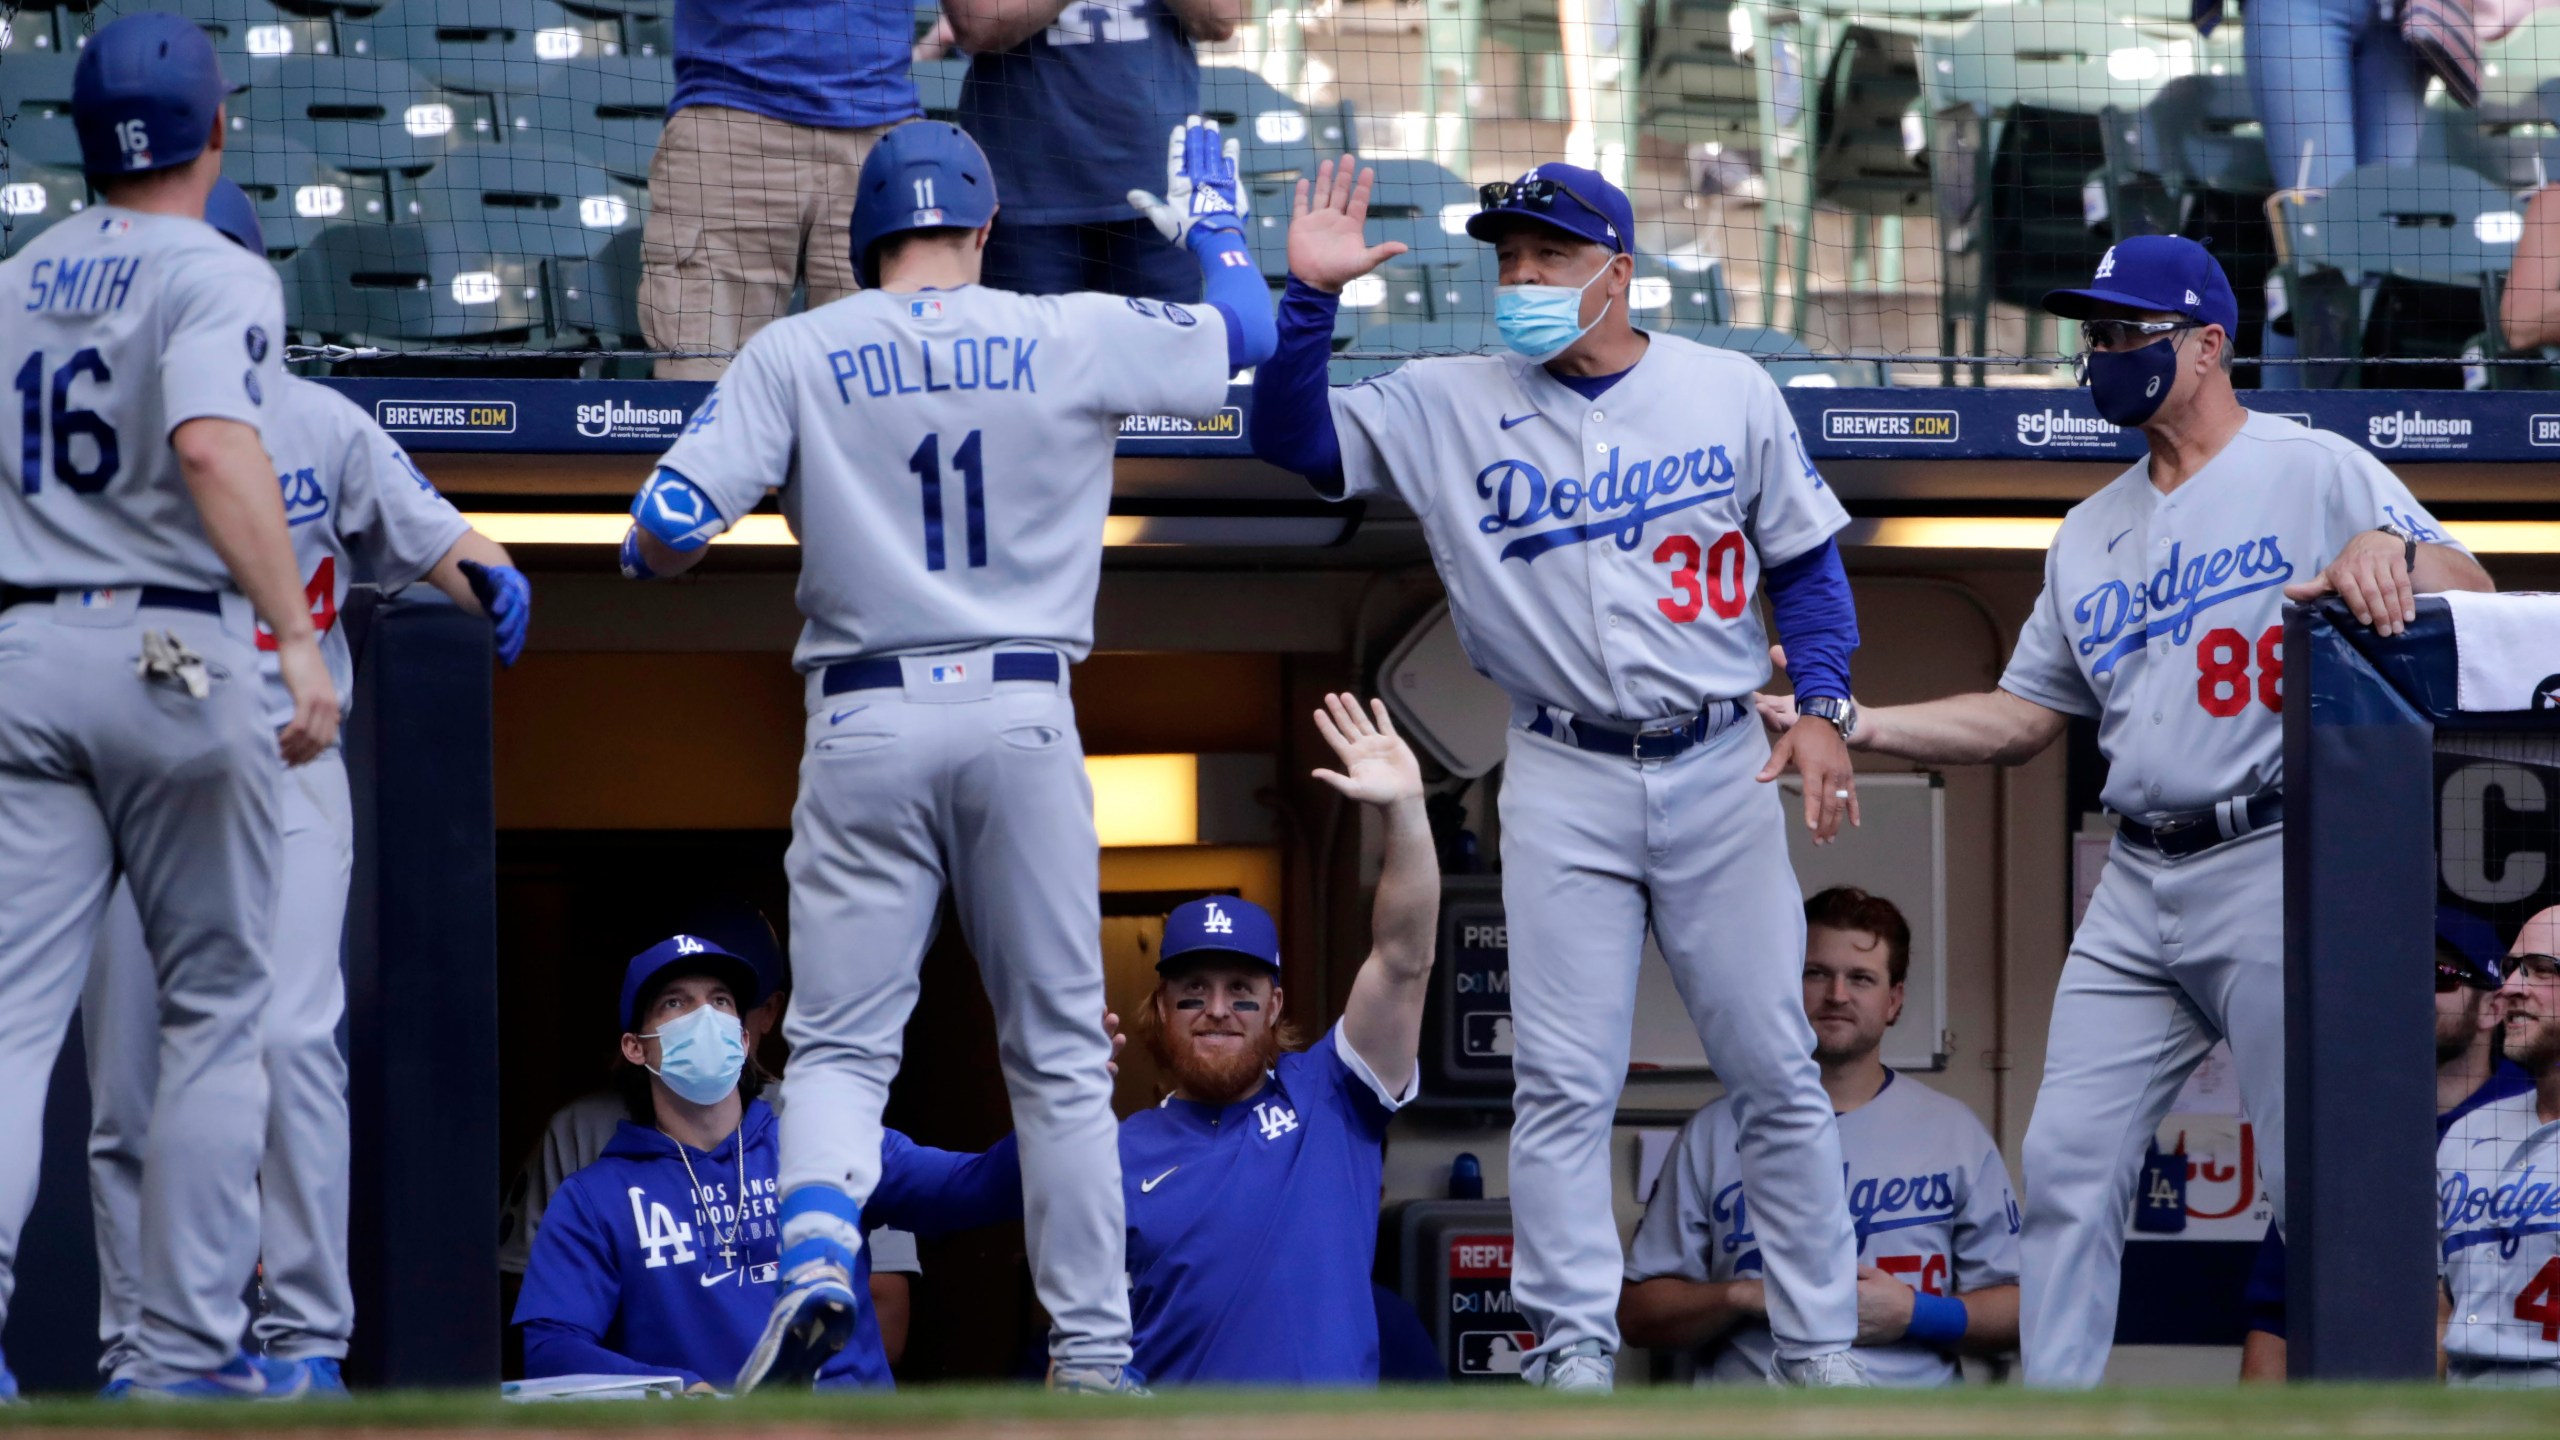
[929,662,968,684]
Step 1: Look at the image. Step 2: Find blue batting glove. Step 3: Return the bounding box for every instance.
[456,559,531,667]
[1128,114,1246,246]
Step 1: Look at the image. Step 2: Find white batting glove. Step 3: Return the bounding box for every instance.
[1128,114,1247,246]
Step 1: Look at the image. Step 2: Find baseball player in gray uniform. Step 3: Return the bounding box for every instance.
[617,118,1273,1394]
[0,16,340,1399]
[2439,905,2560,1387]
[1623,887,2020,1385]
[78,178,531,1397]
[1250,160,1870,1390]
[1758,235,2494,1386]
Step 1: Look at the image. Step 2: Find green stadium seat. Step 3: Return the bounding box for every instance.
[234,56,502,172]
[343,0,629,91]
[2,5,68,58]
[1640,0,1756,142]
[501,57,671,182]
[91,0,341,63]
[2277,162,2521,387]
[0,158,90,259]
[1362,157,1476,272]
[1245,205,1291,279]
[286,217,550,349]
[914,55,966,122]
[2093,73,2275,357]
[552,0,672,57]
[1629,252,1733,333]
[1694,321,1888,385]
[0,52,86,170]
[224,136,393,257]
[1200,66,1346,182]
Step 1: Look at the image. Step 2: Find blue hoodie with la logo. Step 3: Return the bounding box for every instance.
[515,1099,1020,1388]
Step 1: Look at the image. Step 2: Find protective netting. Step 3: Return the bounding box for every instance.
[11,0,2560,383]
[2434,730,2560,1387]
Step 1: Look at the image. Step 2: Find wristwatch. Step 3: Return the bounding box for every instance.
[2372,524,2417,574]
[1798,695,1858,742]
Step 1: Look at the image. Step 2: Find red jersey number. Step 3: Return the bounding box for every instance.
[256,556,337,653]
[1654,531,1748,624]
[2196,623,2282,716]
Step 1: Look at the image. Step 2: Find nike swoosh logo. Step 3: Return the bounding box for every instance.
[698,1268,737,1286]
[2107,528,2134,552]
[828,705,869,725]
[1140,1167,1179,1193]
[1499,413,1535,430]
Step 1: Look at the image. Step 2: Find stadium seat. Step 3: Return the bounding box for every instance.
[1639,0,1757,145]
[234,56,501,173]
[396,142,642,243]
[1246,205,1291,280]
[551,0,672,57]
[1694,321,1889,385]
[914,55,966,122]
[2091,73,2277,368]
[224,136,393,258]
[0,158,90,259]
[1,4,67,58]
[0,52,86,170]
[285,217,551,351]
[1629,252,1733,334]
[2276,162,2520,388]
[90,0,342,63]
[1200,66,1344,185]
[344,0,630,91]
[1362,157,1476,272]
[500,56,671,182]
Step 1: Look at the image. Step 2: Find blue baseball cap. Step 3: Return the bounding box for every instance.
[1157,896,1280,974]
[2043,235,2239,338]
[1465,162,1633,255]
[620,933,762,1032]
[203,176,264,256]
[670,899,788,1002]
[73,14,237,178]
[2437,905,2508,989]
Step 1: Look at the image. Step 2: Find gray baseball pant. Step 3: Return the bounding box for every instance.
[776,652,1129,1367]
[1497,709,1859,1376]
[87,748,354,1379]
[0,593,277,1382]
[2019,826,2286,1386]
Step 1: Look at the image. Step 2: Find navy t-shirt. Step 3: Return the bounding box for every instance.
[1120,1023,1416,1383]
[673,0,919,130]
[957,0,1200,224]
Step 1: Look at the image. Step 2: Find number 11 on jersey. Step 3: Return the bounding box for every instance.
[909,429,987,572]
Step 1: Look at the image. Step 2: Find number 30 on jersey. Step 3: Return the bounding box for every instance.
[1654,531,1747,624]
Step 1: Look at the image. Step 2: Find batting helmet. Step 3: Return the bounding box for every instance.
[848,121,998,289]
[73,14,234,178]
[204,176,265,256]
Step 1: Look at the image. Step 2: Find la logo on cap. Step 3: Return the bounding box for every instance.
[2094,247,2117,279]
[1203,902,1233,935]
[673,934,705,956]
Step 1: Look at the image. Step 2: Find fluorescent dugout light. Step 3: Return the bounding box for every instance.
[460,513,1347,549]
[1086,754,1198,847]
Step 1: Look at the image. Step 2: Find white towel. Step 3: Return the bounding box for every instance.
[2442,591,2560,712]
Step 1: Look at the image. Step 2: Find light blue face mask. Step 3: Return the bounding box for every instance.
[646,1001,746,1106]
[1495,261,1615,362]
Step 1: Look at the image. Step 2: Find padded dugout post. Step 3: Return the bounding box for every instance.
[343,595,500,1387]
[2281,600,2440,1379]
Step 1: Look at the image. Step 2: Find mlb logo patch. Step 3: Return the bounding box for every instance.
[749,1262,779,1284]
[913,207,945,226]
[909,297,943,321]
[929,662,968,684]
[96,217,131,236]
[75,589,117,607]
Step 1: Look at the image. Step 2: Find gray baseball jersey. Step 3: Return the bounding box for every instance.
[1324,338,1847,719]
[1628,1072,2020,1385]
[2437,1091,2560,1379]
[249,374,470,722]
[1,208,286,590]
[1999,411,2461,817]
[654,288,1230,671]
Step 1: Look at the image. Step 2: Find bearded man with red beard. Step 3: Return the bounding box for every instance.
[1113,692,1440,1384]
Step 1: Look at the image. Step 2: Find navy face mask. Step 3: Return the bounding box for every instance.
[2081,334,2184,428]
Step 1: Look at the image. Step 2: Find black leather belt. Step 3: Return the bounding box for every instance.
[0,584,220,616]
[1525,698,1748,762]
[2118,790,2284,859]
[820,649,1061,696]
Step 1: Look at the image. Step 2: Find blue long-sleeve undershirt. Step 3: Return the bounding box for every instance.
[1248,277,1347,494]
[1191,226,1275,373]
[1763,537,1857,704]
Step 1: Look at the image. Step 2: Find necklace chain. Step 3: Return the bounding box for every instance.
[665,1123,748,1276]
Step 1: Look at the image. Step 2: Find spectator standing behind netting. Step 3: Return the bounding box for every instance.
[941,0,1239,299]
[1621,888,2021,1385]
[2437,905,2560,1387]
[2497,186,2560,352]
[638,0,922,378]
[512,934,1019,1390]
[2237,906,2533,1381]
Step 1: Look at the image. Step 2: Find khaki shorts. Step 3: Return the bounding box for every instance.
[639,104,898,379]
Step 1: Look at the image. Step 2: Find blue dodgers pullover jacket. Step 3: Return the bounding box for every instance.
[515,1099,1020,1389]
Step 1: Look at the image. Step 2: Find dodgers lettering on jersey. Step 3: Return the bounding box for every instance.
[1999,411,2464,817]
[1626,1072,2020,1386]
[246,375,470,725]
[1117,1023,1415,1384]
[2437,1093,2560,1377]
[1,209,286,592]
[1325,338,1846,720]
[653,287,1230,671]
